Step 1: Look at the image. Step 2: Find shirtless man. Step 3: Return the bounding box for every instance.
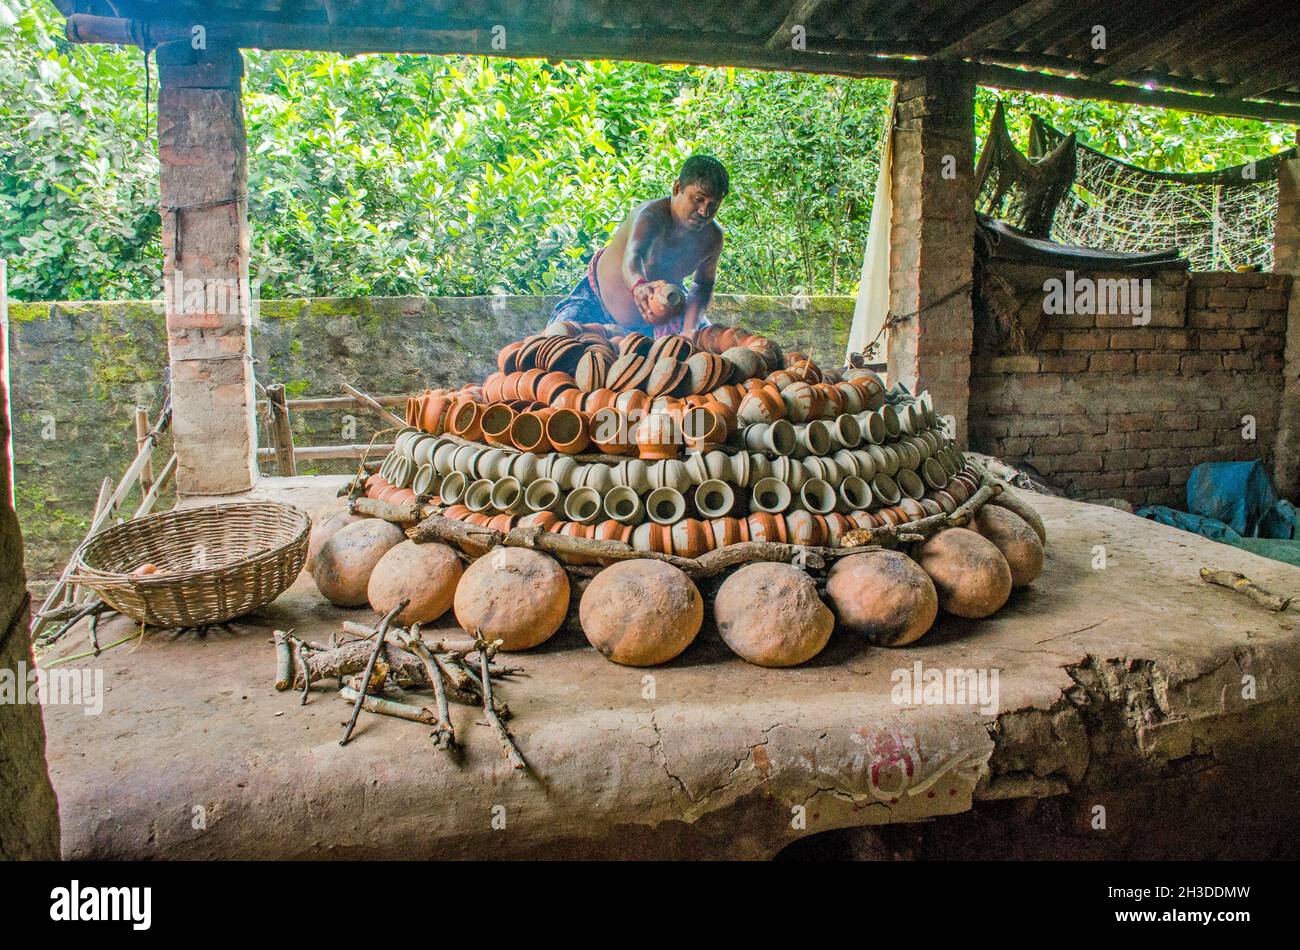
[549,155,728,338]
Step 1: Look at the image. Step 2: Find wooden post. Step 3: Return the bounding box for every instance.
[158,41,258,496]
[134,405,154,494]
[1272,132,1300,496]
[267,383,297,476]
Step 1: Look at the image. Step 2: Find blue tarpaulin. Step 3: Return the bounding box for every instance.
[1136,461,1300,566]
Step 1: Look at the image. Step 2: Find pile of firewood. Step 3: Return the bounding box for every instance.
[273,601,528,771]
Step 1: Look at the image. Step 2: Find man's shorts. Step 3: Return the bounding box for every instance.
[548,254,710,339]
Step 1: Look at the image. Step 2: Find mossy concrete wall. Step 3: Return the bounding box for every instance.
[8,294,853,580]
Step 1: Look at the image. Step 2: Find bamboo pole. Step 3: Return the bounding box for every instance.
[134,406,154,494]
[134,454,177,518]
[257,442,394,461]
[342,382,406,428]
[267,384,296,476]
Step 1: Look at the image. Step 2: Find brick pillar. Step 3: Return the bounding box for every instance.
[1,264,61,859]
[158,44,258,496]
[1271,149,1300,496]
[888,68,976,446]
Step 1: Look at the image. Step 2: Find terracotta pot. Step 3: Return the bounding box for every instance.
[636,412,680,460]
[487,513,516,533]
[751,477,792,514]
[500,372,524,402]
[709,517,743,549]
[603,485,645,525]
[785,509,826,547]
[447,398,484,442]
[746,512,783,544]
[546,407,591,455]
[365,474,389,499]
[489,476,528,515]
[420,394,452,434]
[464,478,495,513]
[694,479,736,519]
[442,504,471,522]
[481,373,506,404]
[590,407,631,455]
[583,388,618,414]
[824,512,853,545]
[646,282,687,325]
[592,518,633,545]
[850,511,878,530]
[510,408,554,454]
[875,507,902,527]
[737,386,786,426]
[946,478,970,505]
[537,371,576,406]
[671,518,711,558]
[405,395,423,428]
[838,475,874,512]
[497,340,525,374]
[645,487,687,525]
[744,420,796,457]
[613,458,652,495]
[799,478,837,516]
[898,498,927,522]
[779,381,816,423]
[681,406,723,453]
[481,404,516,449]
[518,510,561,532]
[563,486,603,525]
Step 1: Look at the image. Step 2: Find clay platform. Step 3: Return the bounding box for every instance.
[39,479,1300,859]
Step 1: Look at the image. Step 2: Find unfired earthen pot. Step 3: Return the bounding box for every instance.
[972,504,1045,588]
[313,518,406,607]
[913,527,1012,619]
[453,547,570,651]
[366,540,463,625]
[826,550,938,647]
[713,562,834,667]
[579,559,703,666]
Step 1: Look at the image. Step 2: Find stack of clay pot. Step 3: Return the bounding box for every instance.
[321,321,1049,670]
[369,321,979,556]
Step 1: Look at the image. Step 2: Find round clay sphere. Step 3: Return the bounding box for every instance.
[714,563,834,667]
[307,509,366,574]
[453,547,569,651]
[367,540,463,625]
[914,528,1013,619]
[972,505,1044,588]
[826,550,938,647]
[989,492,1046,544]
[579,559,703,666]
[313,518,406,607]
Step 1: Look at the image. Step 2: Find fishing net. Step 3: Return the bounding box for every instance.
[975,101,1296,271]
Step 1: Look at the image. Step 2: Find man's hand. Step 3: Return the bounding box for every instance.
[633,279,671,322]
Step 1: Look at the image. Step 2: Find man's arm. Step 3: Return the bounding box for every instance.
[682,235,722,334]
[621,205,665,322]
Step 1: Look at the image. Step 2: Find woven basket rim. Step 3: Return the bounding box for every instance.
[73,501,311,585]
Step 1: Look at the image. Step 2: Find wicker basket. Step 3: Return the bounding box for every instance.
[72,502,311,628]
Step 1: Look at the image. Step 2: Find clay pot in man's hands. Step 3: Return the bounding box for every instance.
[645,282,686,326]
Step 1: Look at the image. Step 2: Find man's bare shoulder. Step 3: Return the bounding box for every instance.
[632,196,673,225]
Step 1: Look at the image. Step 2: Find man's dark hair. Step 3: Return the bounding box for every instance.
[678,155,729,198]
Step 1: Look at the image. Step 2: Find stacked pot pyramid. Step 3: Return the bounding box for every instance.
[367,321,981,554]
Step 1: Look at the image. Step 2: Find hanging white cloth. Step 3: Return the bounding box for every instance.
[846,95,895,367]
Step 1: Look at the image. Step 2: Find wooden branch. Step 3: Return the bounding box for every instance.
[257,443,395,461]
[338,686,438,725]
[134,454,176,518]
[134,406,154,493]
[352,496,425,523]
[294,637,428,690]
[1199,569,1292,612]
[343,382,406,428]
[394,628,456,751]
[274,629,294,691]
[474,634,527,772]
[340,601,405,745]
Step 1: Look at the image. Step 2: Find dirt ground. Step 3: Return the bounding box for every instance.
[38,480,1300,859]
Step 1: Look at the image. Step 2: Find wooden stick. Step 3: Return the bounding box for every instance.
[296,636,427,689]
[395,628,456,751]
[343,383,406,428]
[133,453,176,518]
[338,686,437,725]
[352,496,425,523]
[474,634,527,771]
[274,630,294,691]
[339,600,405,746]
[267,384,297,476]
[1199,568,1292,612]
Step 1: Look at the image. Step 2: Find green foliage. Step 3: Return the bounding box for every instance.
[2,0,1294,303]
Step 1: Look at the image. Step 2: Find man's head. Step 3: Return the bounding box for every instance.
[671,155,729,231]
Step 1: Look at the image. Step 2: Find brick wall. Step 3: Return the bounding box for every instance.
[970,264,1291,507]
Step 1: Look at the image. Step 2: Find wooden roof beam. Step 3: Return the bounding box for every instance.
[763,0,827,50]
[931,0,1062,61]
[1088,0,1251,82]
[976,62,1300,123]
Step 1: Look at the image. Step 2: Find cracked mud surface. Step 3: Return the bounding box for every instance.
[41,482,1300,859]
